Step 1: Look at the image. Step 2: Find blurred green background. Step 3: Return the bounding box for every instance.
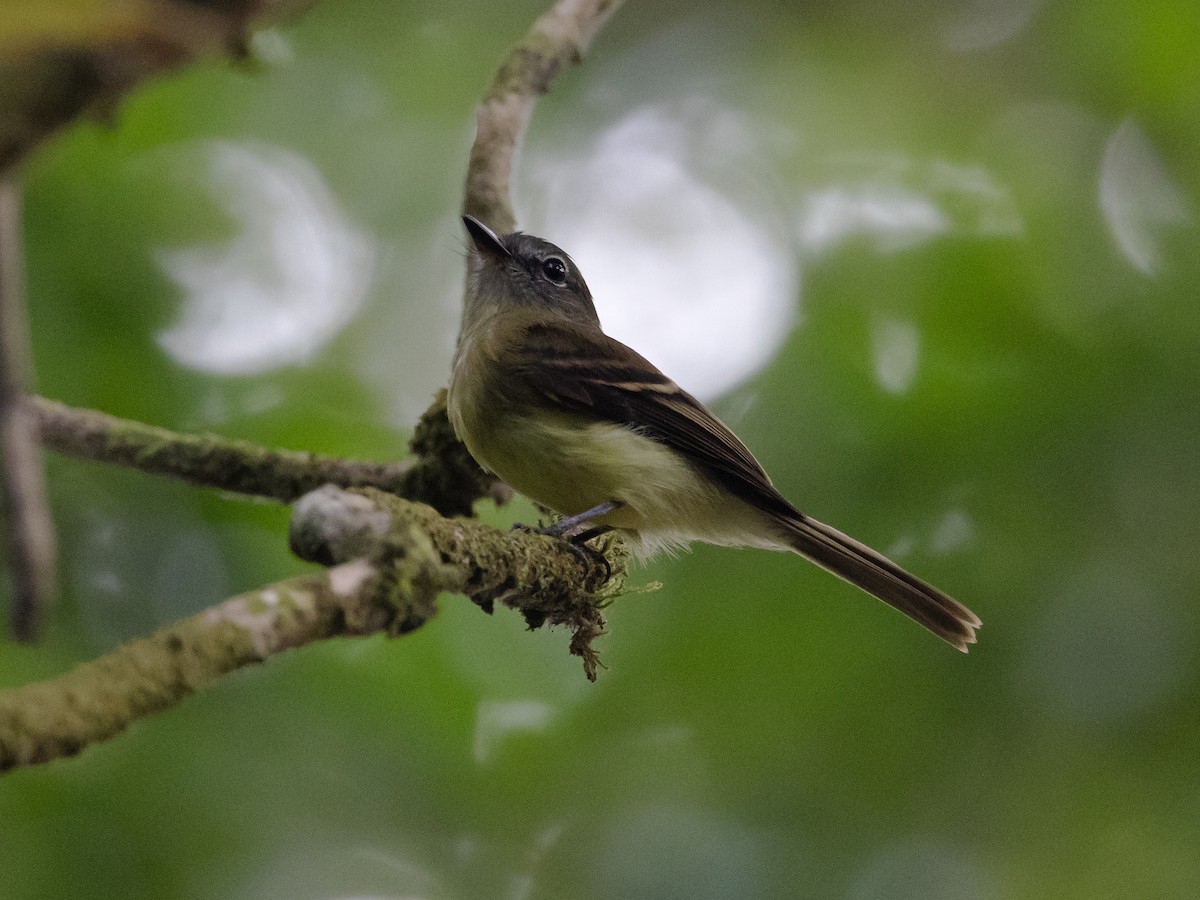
[3,0,1199,897]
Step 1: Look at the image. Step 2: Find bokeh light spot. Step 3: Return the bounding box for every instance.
[156,141,377,375]
[1099,118,1194,277]
[529,102,797,402]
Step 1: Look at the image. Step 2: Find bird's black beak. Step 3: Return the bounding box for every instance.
[463,215,511,258]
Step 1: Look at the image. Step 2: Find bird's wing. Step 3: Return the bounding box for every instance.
[507,320,795,518]
[509,321,981,652]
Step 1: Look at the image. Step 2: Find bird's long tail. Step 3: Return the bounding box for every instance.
[778,514,980,651]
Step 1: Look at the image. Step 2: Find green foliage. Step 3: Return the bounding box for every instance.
[3,0,1198,897]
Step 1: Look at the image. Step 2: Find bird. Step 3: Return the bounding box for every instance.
[447,215,980,651]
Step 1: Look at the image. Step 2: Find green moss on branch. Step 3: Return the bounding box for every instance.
[0,560,401,772]
[291,485,624,679]
[1,483,625,773]
[26,394,504,516]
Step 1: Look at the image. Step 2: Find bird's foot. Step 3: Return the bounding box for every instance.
[562,538,612,584]
[511,501,623,583]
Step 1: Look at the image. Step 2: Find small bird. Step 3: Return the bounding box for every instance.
[448,215,980,650]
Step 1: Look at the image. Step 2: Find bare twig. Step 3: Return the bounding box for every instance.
[0,180,57,640]
[464,0,623,231]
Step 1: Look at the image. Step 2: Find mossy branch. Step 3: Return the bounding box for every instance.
[290,485,623,649]
[0,485,622,772]
[0,561,385,772]
[26,392,508,517]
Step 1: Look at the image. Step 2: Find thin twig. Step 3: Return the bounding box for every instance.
[464,0,623,231]
[0,179,57,640]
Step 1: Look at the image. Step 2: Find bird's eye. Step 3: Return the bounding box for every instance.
[541,257,568,285]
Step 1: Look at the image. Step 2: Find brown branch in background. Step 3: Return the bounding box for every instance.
[463,0,623,231]
[0,180,57,640]
[0,0,317,175]
[1,485,621,772]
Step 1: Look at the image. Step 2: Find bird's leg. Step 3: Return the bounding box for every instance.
[538,500,623,539]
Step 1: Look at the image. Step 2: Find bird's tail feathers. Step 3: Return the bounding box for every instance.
[778,513,980,651]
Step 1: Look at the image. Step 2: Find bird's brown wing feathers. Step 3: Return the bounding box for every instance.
[506,319,981,650]
[509,320,796,519]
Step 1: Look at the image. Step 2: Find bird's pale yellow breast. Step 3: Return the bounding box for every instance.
[448,308,783,556]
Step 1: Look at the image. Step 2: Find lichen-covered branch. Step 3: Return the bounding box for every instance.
[0,484,622,773]
[26,392,506,516]
[463,0,623,231]
[290,485,623,675]
[27,393,412,501]
[0,559,392,772]
[0,180,57,640]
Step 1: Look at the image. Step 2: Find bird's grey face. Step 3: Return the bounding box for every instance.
[463,215,600,326]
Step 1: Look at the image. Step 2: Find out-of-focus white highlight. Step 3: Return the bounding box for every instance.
[888,507,975,562]
[929,508,975,556]
[248,27,294,64]
[532,103,797,402]
[157,141,376,375]
[1099,119,1193,277]
[797,157,1021,257]
[871,316,921,394]
[474,700,553,765]
[800,186,948,255]
[229,839,443,900]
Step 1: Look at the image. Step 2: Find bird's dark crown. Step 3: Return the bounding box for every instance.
[467,218,600,324]
[500,232,591,299]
